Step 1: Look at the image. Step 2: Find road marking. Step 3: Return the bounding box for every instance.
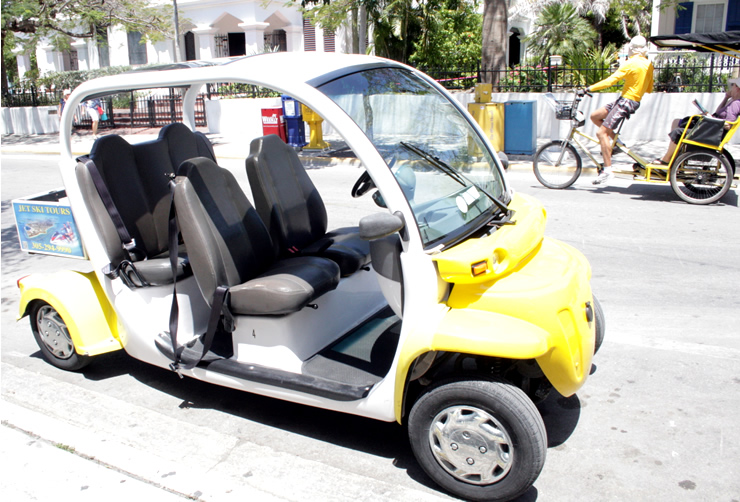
[611,333,740,360]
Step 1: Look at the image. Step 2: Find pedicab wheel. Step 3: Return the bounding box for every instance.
[670,150,732,205]
[408,379,546,502]
[593,296,605,354]
[533,140,582,189]
[30,301,91,371]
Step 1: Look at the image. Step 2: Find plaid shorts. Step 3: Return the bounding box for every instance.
[602,97,640,130]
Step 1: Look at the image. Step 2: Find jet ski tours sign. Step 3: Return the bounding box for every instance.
[13,190,86,259]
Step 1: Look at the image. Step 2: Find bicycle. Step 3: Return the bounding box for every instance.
[532,91,737,205]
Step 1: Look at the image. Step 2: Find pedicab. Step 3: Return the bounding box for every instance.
[535,31,740,204]
[15,53,602,502]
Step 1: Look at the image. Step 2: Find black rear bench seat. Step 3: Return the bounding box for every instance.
[76,124,216,286]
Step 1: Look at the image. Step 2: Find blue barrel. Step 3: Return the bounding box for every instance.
[282,95,307,148]
[504,100,537,155]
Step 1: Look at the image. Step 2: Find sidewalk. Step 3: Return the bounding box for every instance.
[0,400,286,501]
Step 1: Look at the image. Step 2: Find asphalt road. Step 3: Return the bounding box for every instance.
[2,152,739,501]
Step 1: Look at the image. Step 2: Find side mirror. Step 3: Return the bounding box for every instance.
[359,212,405,241]
[497,151,509,171]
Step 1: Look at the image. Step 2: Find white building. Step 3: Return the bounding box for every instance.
[16,0,347,78]
[652,0,740,36]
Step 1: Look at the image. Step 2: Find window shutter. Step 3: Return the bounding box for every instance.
[675,2,694,34]
[727,0,740,30]
[304,18,316,51]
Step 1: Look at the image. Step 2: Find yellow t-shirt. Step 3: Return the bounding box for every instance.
[589,55,655,102]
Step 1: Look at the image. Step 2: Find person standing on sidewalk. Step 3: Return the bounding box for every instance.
[58,89,71,120]
[84,98,102,138]
[584,35,654,185]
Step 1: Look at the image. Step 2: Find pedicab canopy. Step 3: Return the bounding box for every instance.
[650,31,740,55]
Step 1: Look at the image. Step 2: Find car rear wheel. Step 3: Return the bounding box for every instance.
[408,379,546,501]
[30,302,91,371]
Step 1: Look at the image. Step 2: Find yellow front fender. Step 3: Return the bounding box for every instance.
[394,308,552,423]
[18,270,123,357]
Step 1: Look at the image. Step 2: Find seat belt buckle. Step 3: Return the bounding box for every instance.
[168,362,185,379]
[122,238,138,253]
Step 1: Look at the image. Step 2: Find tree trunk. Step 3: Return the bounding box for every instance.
[481,0,508,86]
[351,7,360,54]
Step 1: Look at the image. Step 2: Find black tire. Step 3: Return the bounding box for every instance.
[593,296,605,355]
[670,150,732,204]
[30,301,91,371]
[408,379,547,502]
[533,140,582,189]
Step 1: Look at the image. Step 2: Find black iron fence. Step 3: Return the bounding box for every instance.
[421,53,740,92]
[2,87,62,107]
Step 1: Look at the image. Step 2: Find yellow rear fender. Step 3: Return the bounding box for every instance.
[18,271,123,357]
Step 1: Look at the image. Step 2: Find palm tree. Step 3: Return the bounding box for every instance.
[524,3,598,65]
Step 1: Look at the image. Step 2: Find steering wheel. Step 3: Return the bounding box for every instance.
[351,171,376,198]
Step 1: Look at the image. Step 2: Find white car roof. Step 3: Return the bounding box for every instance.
[72,52,404,97]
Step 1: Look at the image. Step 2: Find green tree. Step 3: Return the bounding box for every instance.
[2,0,173,94]
[410,0,482,68]
[301,0,421,62]
[524,3,598,64]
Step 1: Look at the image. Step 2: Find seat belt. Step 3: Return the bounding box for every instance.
[78,156,143,261]
[166,177,234,376]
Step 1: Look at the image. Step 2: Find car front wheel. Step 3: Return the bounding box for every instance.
[408,379,546,502]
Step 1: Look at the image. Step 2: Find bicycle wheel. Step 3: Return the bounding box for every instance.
[670,150,732,204]
[533,140,582,189]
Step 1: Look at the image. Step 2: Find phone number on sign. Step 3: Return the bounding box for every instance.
[30,242,73,254]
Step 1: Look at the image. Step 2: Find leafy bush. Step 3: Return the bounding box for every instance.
[497,65,548,92]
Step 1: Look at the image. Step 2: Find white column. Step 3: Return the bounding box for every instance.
[239,22,269,54]
[283,25,303,52]
[193,27,217,59]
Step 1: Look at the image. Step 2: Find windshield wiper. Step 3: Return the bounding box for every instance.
[400,141,514,223]
[400,141,466,187]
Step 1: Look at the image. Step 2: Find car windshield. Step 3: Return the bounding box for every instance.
[318,67,508,249]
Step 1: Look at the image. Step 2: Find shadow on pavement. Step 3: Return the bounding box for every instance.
[65,348,586,500]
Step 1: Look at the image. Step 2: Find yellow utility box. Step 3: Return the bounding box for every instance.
[467,102,505,152]
[474,83,493,103]
[301,103,330,150]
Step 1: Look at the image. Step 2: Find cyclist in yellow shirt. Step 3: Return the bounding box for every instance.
[583,36,654,185]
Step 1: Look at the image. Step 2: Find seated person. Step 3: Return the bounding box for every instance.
[656,77,740,164]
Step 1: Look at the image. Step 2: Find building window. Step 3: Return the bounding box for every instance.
[96,26,110,67]
[695,3,724,32]
[62,50,79,71]
[127,31,148,65]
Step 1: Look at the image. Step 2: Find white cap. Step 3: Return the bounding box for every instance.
[629,36,648,57]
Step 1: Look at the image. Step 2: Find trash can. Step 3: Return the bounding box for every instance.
[282,95,307,147]
[261,107,287,142]
[504,100,537,155]
[468,102,504,152]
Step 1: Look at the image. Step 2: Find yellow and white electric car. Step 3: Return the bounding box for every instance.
[17,53,603,502]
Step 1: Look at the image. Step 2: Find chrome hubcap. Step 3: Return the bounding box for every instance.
[429,405,513,485]
[36,306,74,359]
